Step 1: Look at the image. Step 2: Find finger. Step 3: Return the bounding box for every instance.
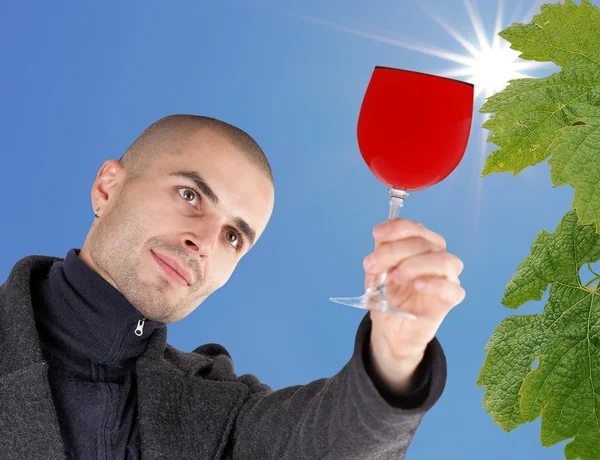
[364,236,445,274]
[384,276,464,322]
[373,218,446,250]
[390,251,464,284]
[414,276,466,306]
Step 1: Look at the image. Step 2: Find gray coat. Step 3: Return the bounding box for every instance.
[0,254,447,460]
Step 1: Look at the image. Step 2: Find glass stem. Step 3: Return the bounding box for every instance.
[366,187,410,296]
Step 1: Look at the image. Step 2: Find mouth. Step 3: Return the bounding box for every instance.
[151,250,192,287]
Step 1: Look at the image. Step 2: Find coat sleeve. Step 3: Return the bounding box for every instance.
[229,312,447,459]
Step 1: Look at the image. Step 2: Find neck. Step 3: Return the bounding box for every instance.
[32,248,165,366]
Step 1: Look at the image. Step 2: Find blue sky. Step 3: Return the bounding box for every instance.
[0,0,595,458]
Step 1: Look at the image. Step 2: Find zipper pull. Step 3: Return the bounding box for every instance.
[135,317,146,337]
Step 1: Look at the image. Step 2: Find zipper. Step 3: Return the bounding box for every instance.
[135,317,146,337]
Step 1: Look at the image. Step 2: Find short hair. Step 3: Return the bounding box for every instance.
[118,114,274,186]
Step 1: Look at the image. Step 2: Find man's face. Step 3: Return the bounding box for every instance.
[80,129,274,323]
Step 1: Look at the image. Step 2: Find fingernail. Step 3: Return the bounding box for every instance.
[364,254,376,270]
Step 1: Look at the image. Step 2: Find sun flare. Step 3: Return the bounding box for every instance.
[445,41,535,99]
[471,47,524,93]
[435,0,549,100]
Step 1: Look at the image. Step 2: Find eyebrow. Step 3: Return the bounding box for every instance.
[167,170,256,248]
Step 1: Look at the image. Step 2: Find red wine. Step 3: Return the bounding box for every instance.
[357,67,474,191]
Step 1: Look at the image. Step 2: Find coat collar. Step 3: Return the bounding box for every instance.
[0,254,65,459]
[0,254,61,378]
[0,254,248,460]
[0,254,221,379]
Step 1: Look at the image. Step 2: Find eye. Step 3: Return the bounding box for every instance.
[178,187,244,251]
[178,187,200,207]
[225,228,244,250]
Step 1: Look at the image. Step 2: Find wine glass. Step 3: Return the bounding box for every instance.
[330,66,474,318]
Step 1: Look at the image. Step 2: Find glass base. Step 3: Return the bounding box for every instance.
[330,289,417,319]
[330,186,416,320]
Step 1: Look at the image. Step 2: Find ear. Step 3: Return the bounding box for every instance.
[91,159,126,212]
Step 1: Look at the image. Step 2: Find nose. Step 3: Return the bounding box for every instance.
[183,214,222,259]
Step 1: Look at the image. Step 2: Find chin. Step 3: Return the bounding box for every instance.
[140,306,186,324]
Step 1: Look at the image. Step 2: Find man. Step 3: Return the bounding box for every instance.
[0,114,464,459]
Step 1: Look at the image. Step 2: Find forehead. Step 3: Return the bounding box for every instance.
[153,129,274,239]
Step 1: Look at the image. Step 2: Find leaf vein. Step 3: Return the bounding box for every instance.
[548,291,591,330]
[528,337,587,420]
[494,90,589,169]
[552,125,598,184]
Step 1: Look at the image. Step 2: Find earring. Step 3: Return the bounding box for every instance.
[94,208,100,218]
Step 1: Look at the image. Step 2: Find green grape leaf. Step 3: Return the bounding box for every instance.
[480,0,600,183]
[480,64,595,176]
[549,110,600,232]
[499,0,600,67]
[502,205,600,309]
[477,210,600,459]
[480,1,600,457]
[477,314,540,431]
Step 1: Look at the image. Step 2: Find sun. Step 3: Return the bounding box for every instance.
[469,47,524,94]
[444,38,537,99]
